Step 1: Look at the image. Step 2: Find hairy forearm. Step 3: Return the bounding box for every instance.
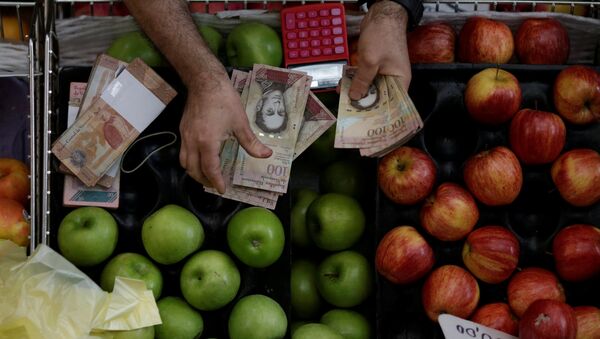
[372,0,409,29]
[123,0,227,89]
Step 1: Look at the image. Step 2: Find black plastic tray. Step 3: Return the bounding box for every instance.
[375,64,600,339]
[51,67,291,338]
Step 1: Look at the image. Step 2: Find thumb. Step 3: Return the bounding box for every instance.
[348,63,378,101]
[234,123,272,158]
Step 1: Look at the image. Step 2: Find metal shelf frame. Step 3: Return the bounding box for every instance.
[38,0,600,247]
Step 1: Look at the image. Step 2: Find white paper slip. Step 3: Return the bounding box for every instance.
[439,314,518,339]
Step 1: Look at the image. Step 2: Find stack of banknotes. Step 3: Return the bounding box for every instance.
[204,64,336,209]
[335,67,423,157]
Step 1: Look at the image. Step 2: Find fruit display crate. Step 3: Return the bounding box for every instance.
[375,64,600,338]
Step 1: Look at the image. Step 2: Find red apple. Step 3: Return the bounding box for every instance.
[470,303,519,336]
[551,149,600,207]
[552,224,600,282]
[519,299,576,339]
[420,183,479,241]
[0,158,30,205]
[378,146,437,205]
[464,68,522,125]
[463,146,523,206]
[408,22,456,63]
[553,65,600,125]
[375,226,435,284]
[458,17,514,64]
[421,265,480,322]
[0,198,29,247]
[507,267,566,318]
[509,109,566,165]
[515,18,570,65]
[573,306,600,339]
[462,225,520,284]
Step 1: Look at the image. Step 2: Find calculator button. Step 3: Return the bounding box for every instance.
[288,41,298,49]
[299,41,309,48]
[299,31,308,39]
[308,10,318,18]
[310,30,320,37]
[285,13,295,29]
[289,51,299,59]
[300,50,310,58]
[322,38,332,46]
[297,21,307,29]
[331,8,341,15]
[321,19,331,26]
[296,12,306,19]
[321,28,331,36]
[309,20,319,28]
[319,9,330,16]
[331,17,342,26]
[310,40,321,47]
[311,49,322,56]
[286,32,297,40]
[333,37,344,45]
[334,46,345,54]
[323,48,333,55]
[332,27,343,35]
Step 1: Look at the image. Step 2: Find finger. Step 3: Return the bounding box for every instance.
[335,80,341,94]
[186,151,212,188]
[348,62,379,101]
[234,123,272,158]
[179,136,188,169]
[200,143,226,194]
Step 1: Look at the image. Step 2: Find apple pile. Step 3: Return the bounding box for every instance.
[56,201,290,338]
[408,16,571,65]
[107,21,283,69]
[375,64,599,337]
[0,158,30,247]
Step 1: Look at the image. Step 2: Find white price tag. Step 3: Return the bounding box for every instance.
[439,314,519,339]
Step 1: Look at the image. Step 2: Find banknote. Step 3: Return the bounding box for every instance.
[293,92,337,160]
[232,64,309,193]
[58,54,128,188]
[204,69,279,209]
[358,75,423,157]
[63,82,120,208]
[52,58,177,187]
[334,67,392,149]
[335,67,423,156]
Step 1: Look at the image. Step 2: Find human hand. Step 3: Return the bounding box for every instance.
[179,74,272,194]
[349,0,411,99]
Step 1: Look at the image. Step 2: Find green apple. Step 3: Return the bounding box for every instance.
[100,252,163,299]
[226,22,282,67]
[291,321,309,336]
[198,24,223,57]
[142,204,204,265]
[180,249,240,311]
[155,297,203,339]
[291,259,322,319]
[228,294,287,339]
[306,193,365,251]
[57,207,118,267]
[112,326,154,339]
[293,323,343,339]
[319,159,366,199]
[317,251,372,308]
[106,31,164,66]
[291,188,319,248]
[227,207,285,268]
[320,309,371,339]
[305,125,340,166]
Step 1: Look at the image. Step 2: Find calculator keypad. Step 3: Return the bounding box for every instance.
[281,3,349,66]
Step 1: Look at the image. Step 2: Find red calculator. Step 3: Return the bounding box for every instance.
[281,3,350,68]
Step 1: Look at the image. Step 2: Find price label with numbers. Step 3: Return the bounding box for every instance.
[439,314,519,339]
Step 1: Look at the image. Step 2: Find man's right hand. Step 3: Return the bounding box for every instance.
[179,74,272,194]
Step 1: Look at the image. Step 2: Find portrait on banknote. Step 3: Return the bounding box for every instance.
[254,79,289,135]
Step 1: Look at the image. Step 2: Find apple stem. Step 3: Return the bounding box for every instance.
[515,266,522,272]
[495,66,500,80]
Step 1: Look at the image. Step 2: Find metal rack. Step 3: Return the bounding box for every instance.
[38,0,600,247]
[0,0,43,250]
